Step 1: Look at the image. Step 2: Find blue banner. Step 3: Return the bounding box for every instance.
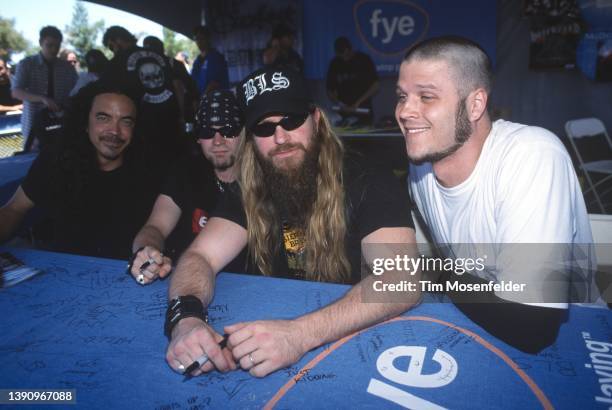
[303,0,497,79]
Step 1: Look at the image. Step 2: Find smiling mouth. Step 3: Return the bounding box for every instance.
[405,127,430,134]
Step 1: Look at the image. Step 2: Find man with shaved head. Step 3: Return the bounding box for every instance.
[396,36,599,353]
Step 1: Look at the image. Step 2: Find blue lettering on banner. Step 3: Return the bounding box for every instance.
[354,0,429,56]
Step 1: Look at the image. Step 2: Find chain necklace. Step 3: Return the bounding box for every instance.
[215,178,225,193]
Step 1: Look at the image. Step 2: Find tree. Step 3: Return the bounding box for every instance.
[0,16,29,60]
[64,1,104,63]
[163,27,199,63]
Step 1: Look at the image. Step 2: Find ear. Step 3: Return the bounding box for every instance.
[466,88,488,122]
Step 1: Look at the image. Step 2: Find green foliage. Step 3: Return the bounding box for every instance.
[163,27,199,64]
[64,1,105,65]
[0,16,30,60]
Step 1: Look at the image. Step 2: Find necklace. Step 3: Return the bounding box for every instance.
[216,178,225,193]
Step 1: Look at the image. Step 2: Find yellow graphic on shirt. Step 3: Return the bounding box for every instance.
[283,223,306,276]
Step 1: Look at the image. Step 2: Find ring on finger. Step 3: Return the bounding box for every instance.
[248,353,255,366]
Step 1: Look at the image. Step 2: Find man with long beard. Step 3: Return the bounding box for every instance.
[396,36,598,353]
[165,67,421,377]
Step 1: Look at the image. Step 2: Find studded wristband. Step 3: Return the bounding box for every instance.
[164,295,208,340]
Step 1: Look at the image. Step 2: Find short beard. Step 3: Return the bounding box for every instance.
[254,135,321,227]
[410,97,473,165]
[208,154,236,171]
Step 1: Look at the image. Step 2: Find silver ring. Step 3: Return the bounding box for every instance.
[137,274,145,284]
[177,363,185,372]
[248,353,255,365]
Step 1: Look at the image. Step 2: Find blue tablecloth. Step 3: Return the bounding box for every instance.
[0,248,610,409]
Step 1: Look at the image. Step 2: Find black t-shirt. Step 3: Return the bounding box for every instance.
[326,51,378,112]
[212,154,414,283]
[160,157,247,273]
[0,82,20,109]
[21,147,159,260]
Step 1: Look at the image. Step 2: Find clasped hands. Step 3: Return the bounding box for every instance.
[166,316,310,378]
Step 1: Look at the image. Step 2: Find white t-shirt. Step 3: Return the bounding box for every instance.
[409,119,596,306]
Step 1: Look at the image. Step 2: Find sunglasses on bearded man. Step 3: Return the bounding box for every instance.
[249,111,310,138]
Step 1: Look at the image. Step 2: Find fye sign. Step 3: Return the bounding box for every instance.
[354,0,429,56]
[367,346,457,409]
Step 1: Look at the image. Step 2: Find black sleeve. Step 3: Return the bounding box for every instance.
[210,186,247,229]
[159,164,185,210]
[364,53,378,83]
[447,273,565,353]
[326,59,338,92]
[350,164,415,240]
[20,148,55,206]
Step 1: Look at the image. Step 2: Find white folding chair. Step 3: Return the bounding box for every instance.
[565,118,612,213]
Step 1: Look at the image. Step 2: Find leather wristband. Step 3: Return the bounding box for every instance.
[164,295,208,340]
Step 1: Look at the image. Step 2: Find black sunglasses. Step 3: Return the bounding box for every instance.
[197,126,240,140]
[250,112,309,138]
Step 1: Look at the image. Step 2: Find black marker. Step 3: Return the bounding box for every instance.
[182,334,229,381]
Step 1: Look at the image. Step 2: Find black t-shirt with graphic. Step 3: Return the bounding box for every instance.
[212,154,414,283]
[104,46,181,158]
[160,157,247,273]
[21,146,159,260]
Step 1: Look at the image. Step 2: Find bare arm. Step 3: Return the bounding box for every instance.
[129,194,181,285]
[166,217,248,374]
[12,88,59,111]
[0,103,22,113]
[0,186,35,243]
[227,227,421,377]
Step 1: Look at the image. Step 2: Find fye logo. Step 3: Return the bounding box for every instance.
[367,346,457,409]
[354,0,429,56]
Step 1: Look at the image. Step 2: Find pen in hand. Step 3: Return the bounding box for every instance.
[182,334,230,381]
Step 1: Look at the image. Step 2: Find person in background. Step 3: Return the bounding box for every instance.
[129,90,245,285]
[12,26,77,150]
[0,58,22,114]
[143,35,198,128]
[60,49,81,72]
[326,36,379,126]
[262,24,304,73]
[70,49,109,96]
[191,25,229,97]
[102,25,183,161]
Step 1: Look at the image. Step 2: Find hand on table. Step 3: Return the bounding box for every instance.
[166,317,236,376]
[129,246,172,285]
[226,319,309,377]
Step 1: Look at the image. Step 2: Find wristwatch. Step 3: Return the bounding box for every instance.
[164,295,209,340]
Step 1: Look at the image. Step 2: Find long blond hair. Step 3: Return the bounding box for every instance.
[239,109,350,282]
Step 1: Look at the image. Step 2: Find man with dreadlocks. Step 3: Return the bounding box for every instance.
[165,67,420,378]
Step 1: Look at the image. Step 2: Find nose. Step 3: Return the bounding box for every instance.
[272,124,289,145]
[397,95,419,122]
[212,132,225,145]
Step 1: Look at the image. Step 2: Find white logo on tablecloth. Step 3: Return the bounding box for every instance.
[367,345,457,409]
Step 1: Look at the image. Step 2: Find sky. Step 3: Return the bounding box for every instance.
[2,0,188,58]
